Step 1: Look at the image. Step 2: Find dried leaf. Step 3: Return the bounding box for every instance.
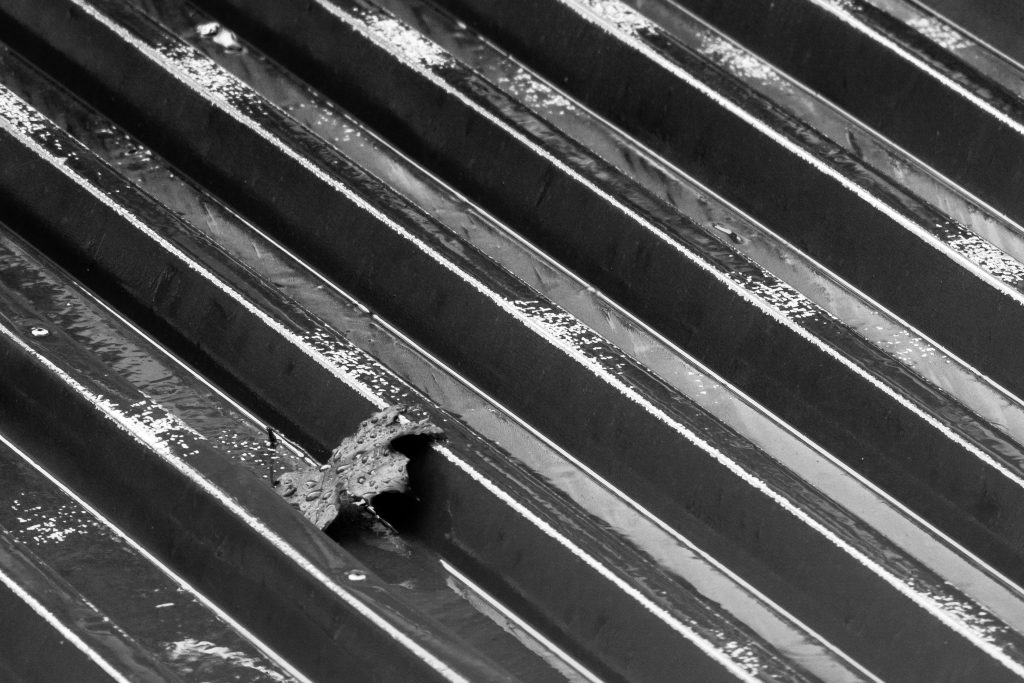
[274,406,443,529]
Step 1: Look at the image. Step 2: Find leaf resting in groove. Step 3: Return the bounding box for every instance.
[274,406,444,529]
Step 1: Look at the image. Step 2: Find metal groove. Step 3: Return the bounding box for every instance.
[0,0,1022,679]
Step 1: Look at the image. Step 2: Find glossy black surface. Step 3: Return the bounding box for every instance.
[1,0,1024,679]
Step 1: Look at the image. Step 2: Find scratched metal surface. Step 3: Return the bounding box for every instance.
[0,0,1022,680]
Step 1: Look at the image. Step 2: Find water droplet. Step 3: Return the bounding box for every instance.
[196,21,244,53]
[711,222,742,243]
[347,570,366,581]
[29,326,49,338]
[214,30,243,52]
[196,21,220,37]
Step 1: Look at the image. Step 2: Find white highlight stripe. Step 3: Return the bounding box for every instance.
[0,564,131,683]
[304,14,1024,665]
[0,319,465,683]
[263,215,874,676]
[202,2,1024,671]
[439,560,603,683]
[325,0,1024,497]
[580,0,1024,302]
[8,2,1021,673]
[0,88,386,413]
[384,317,880,681]
[92,97,869,671]
[0,60,762,679]
[806,0,1024,139]
[532,2,1024,477]
[0,102,763,675]
[435,445,758,680]
[0,432,311,683]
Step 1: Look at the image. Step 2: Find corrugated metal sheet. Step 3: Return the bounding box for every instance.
[0,0,1023,679]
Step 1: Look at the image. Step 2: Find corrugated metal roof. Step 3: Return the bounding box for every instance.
[1,0,1023,679]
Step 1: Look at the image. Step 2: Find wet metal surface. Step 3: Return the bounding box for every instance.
[0,61,824,681]
[0,434,290,682]
[0,221,563,679]
[1,0,1024,679]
